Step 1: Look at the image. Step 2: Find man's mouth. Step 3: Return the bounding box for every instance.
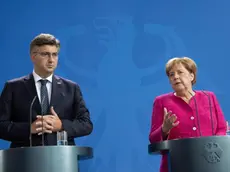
[47,65,53,68]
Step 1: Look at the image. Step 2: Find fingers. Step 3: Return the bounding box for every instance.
[163,107,172,120]
[35,120,53,135]
[169,114,177,123]
[37,127,53,135]
[38,129,52,135]
[50,106,58,116]
[45,119,54,126]
[164,107,176,122]
[36,115,55,119]
[36,127,52,133]
[44,122,53,130]
[36,107,59,122]
[163,107,167,116]
[163,108,179,133]
[34,109,59,135]
[172,121,180,127]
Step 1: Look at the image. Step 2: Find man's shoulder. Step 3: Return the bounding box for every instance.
[6,75,29,84]
[54,75,79,87]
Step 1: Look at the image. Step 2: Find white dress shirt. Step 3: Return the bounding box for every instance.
[32,70,53,104]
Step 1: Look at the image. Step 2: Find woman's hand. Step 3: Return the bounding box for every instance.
[162,107,179,135]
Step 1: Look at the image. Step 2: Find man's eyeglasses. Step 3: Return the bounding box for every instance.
[33,52,58,58]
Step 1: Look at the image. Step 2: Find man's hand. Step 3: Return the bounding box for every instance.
[31,118,53,134]
[36,106,62,135]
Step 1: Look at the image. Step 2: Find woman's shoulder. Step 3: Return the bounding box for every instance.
[195,90,215,97]
[154,92,174,102]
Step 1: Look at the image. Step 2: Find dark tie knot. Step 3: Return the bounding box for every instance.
[40,79,48,86]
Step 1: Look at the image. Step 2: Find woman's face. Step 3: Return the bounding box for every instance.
[168,63,194,92]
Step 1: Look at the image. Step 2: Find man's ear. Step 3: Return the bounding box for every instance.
[30,54,35,62]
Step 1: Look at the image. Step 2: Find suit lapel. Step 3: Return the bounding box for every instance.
[23,74,64,116]
[50,75,64,111]
[23,73,42,114]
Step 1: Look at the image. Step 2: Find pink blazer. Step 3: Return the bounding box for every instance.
[149,90,227,172]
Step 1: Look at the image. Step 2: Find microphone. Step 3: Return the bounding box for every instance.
[41,96,45,146]
[188,90,215,136]
[188,90,202,136]
[29,96,37,147]
[202,91,214,135]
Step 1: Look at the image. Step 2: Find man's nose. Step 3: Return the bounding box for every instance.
[47,56,55,61]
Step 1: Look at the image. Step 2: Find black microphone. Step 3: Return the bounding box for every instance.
[188,90,215,136]
[41,96,45,146]
[29,96,37,147]
[202,91,214,135]
[188,91,202,136]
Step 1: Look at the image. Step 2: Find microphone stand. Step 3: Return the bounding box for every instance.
[202,91,214,135]
[30,96,37,147]
[188,90,202,136]
[41,96,45,146]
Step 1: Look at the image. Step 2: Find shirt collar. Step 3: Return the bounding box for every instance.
[32,70,53,83]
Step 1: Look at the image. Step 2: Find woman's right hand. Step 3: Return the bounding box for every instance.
[162,107,180,134]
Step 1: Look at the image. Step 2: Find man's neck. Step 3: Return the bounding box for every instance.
[33,70,53,79]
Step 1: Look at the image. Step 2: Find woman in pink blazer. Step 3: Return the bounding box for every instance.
[149,57,227,172]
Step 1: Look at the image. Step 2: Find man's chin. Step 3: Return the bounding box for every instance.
[46,67,55,72]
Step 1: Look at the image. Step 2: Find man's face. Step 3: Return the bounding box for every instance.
[31,45,59,77]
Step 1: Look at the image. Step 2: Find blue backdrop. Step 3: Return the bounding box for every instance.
[0,0,230,172]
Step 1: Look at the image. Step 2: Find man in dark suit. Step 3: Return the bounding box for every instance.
[0,33,93,148]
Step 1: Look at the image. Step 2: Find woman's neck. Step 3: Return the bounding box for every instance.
[175,89,195,102]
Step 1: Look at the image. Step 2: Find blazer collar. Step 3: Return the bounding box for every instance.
[24,73,65,114]
[50,75,64,109]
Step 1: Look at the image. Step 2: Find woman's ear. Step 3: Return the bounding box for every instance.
[190,73,194,82]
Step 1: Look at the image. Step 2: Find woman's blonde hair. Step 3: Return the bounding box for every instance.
[165,57,197,85]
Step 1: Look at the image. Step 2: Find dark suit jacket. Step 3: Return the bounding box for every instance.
[0,74,93,148]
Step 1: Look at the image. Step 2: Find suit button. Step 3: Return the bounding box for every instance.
[191,116,194,120]
[193,127,197,130]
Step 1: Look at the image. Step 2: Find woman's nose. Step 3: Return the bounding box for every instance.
[174,73,179,79]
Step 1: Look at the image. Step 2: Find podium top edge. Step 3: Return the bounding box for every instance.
[0,145,92,150]
[0,146,94,159]
[148,135,230,154]
[148,135,230,146]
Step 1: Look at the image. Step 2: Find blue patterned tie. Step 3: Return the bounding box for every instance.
[40,79,49,114]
